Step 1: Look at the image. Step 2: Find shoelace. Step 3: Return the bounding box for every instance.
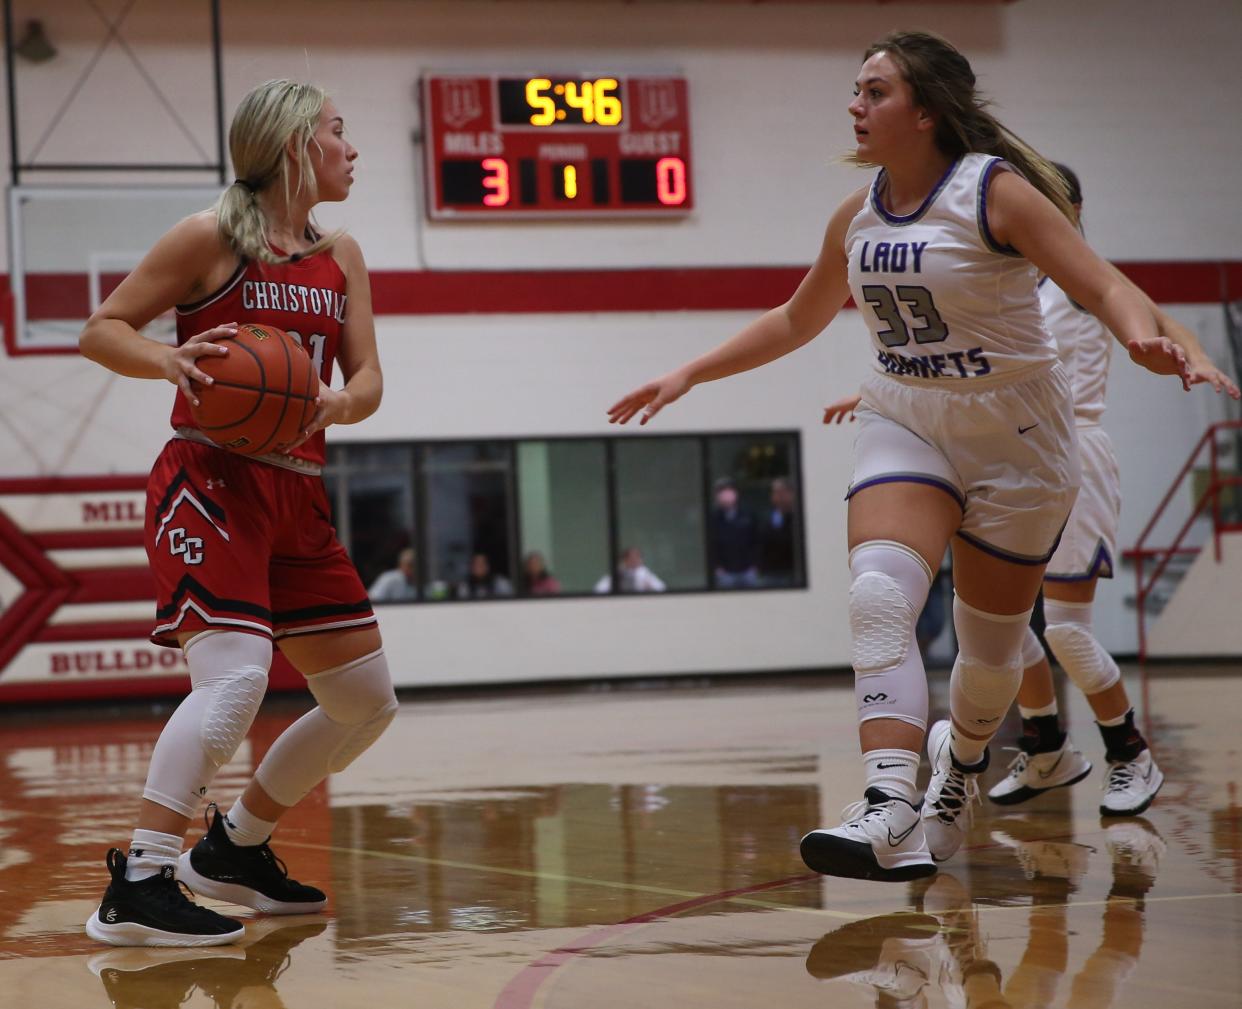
[1104,761,1136,792]
[1000,747,1030,778]
[145,871,219,919]
[932,766,980,826]
[838,798,887,826]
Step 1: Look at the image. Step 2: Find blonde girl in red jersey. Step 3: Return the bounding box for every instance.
[80,80,396,946]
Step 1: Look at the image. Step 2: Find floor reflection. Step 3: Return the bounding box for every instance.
[89,919,325,1009]
[805,816,1166,1009]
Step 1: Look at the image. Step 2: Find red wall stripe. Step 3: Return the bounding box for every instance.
[4,261,1239,332]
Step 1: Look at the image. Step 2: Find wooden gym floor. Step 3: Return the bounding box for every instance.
[0,662,1239,1008]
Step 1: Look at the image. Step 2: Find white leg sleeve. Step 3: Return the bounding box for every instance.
[254,648,398,807]
[142,632,272,818]
[948,595,1029,737]
[849,540,933,731]
[1043,599,1121,696]
[1020,626,1046,670]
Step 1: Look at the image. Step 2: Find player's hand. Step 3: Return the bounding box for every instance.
[607,369,692,426]
[281,385,350,452]
[1127,336,1191,387]
[1184,354,1242,399]
[165,324,236,407]
[823,393,862,424]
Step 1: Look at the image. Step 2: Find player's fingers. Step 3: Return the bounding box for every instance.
[184,341,228,359]
[179,375,200,408]
[187,324,236,344]
[640,397,668,425]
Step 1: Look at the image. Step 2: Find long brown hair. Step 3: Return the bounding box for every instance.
[858,31,1075,223]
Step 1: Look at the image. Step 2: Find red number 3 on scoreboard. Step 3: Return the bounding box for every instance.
[481,158,510,207]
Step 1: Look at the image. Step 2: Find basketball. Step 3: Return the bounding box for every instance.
[189,323,319,456]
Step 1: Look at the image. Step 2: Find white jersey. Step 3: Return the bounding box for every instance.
[846,152,1057,382]
[1039,276,1109,424]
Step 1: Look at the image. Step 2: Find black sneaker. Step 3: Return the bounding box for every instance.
[85,848,245,947]
[88,946,245,1008]
[194,920,328,1005]
[177,806,327,915]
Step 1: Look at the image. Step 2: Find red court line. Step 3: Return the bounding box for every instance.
[492,873,814,1009]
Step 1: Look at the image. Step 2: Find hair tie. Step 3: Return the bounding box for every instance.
[289,252,302,263]
[233,178,256,193]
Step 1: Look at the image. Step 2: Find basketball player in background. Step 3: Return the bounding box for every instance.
[610,30,1194,883]
[825,167,1238,818]
[78,79,395,945]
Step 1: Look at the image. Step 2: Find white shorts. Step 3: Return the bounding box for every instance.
[848,363,1080,565]
[1045,424,1120,581]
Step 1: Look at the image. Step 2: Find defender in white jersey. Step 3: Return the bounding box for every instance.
[609,31,1193,883]
[988,166,1238,817]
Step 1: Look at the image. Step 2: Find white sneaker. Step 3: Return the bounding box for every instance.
[800,788,937,882]
[990,820,1091,886]
[1100,749,1164,816]
[805,912,946,1001]
[987,738,1092,806]
[922,721,984,863]
[1104,817,1166,883]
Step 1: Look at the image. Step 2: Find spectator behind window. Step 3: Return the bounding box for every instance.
[594,547,667,594]
[368,547,419,603]
[456,552,514,600]
[709,478,759,589]
[522,551,561,596]
[758,477,797,587]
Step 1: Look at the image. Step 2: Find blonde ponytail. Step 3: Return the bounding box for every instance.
[215,79,344,264]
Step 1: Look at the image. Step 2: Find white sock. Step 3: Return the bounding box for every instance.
[1019,700,1058,719]
[862,748,920,804]
[224,798,277,848]
[125,828,182,881]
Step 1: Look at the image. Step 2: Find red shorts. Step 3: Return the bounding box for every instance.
[145,439,376,647]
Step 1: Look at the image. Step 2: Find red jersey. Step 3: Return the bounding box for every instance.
[172,250,348,467]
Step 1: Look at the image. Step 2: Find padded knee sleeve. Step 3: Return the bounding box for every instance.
[1020,626,1046,670]
[849,541,933,730]
[949,595,1029,734]
[142,631,273,817]
[254,649,398,807]
[1043,600,1120,696]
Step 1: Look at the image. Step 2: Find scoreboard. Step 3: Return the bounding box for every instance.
[422,74,693,219]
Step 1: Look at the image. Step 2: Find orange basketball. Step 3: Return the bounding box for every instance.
[189,323,319,456]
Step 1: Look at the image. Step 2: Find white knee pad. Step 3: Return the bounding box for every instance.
[949,595,1028,733]
[1020,626,1046,670]
[849,540,933,730]
[255,648,398,807]
[1043,599,1120,696]
[143,631,272,817]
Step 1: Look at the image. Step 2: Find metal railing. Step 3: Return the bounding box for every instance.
[1127,419,1242,660]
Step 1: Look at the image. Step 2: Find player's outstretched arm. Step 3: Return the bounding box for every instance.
[987,172,1191,386]
[607,189,866,426]
[79,213,234,402]
[1103,262,1240,399]
[823,392,862,424]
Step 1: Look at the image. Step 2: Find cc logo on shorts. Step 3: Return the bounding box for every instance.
[167,527,205,566]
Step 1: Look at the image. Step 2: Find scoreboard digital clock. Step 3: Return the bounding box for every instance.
[422,74,693,219]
